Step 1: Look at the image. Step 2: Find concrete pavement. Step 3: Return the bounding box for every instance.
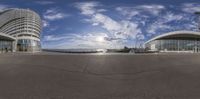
[0,53,200,99]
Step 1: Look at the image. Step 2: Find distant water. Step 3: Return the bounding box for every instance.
[43,49,106,53]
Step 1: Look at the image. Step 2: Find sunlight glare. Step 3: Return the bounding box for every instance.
[96,36,105,42]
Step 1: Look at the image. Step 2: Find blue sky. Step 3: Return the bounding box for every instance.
[0,0,200,49]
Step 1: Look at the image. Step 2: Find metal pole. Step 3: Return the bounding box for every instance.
[178,40,179,52]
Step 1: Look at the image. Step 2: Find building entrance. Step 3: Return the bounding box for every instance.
[193,46,200,53]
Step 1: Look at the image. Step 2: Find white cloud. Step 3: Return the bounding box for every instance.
[44,35,70,41]
[137,4,165,15]
[91,13,121,31]
[119,20,141,38]
[147,12,188,34]
[136,33,145,40]
[75,1,142,42]
[43,8,69,21]
[163,12,183,22]
[180,19,198,31]
[44,33,107,42]
[35,1,54,5]
[43,33,121,49]
[42,20,49,27]
[181,3,200,13]
[148,22,171,34]
[0,4,10,12]
[44,13,67,20]
[75,1,103,15]
[73,1,146,48]
[116,5,192,37]
[116,7,140,20]
[116,4,165,19]
[74,2,200,48]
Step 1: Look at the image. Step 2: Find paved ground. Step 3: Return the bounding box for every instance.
[0,52,200,99]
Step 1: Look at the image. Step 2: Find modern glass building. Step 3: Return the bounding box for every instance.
[145,31,200,53]
[0,8,42,52]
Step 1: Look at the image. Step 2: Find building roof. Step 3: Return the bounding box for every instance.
[145,31,200,44]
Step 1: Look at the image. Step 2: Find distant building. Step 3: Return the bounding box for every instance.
[0,8,42,52]
[145,31,200,53]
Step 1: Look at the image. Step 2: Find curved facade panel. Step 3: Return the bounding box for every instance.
[0,8,42,52]
[145,31,200,53]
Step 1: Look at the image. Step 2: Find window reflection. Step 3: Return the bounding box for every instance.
[0,41,13,53]
[148,39,200,52]
[17,39,41,52]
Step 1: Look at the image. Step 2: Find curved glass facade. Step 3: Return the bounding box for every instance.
[0,40,13,53]
[17,39,41,52]
[146,39,200,52]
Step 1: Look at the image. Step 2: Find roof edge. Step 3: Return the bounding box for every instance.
[145,31,200,44]
[0,32,16,40]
